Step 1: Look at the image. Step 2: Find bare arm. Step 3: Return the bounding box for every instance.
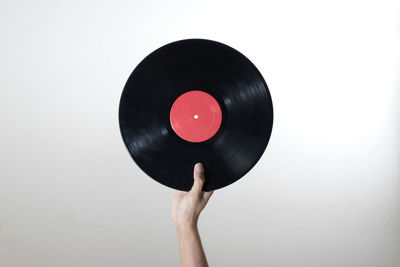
[171,163,213,267]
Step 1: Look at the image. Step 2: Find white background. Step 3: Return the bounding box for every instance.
[1,0,399,266]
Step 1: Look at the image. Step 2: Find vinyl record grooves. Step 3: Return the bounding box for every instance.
[119,39,273,191]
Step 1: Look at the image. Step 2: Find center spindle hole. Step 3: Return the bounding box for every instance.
[194,114,199,119]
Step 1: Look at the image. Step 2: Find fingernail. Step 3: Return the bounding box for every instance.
[195,163,204,173]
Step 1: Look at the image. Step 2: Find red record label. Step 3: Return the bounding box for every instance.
[170,90,222,143]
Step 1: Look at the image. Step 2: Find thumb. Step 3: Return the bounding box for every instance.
[191,163,205,194]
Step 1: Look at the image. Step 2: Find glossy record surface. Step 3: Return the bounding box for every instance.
[119,39,273,191]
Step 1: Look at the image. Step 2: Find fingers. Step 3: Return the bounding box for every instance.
[190,162,205,195]
[174,190,185,197]
[202,190,214,203]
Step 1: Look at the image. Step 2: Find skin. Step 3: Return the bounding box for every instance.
[171,163,214,267]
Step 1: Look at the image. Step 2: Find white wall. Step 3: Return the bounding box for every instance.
[0,0,399,266]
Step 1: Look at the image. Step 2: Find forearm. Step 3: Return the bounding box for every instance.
[175,224,209,267]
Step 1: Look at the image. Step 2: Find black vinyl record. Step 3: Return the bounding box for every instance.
[119,39,273,191]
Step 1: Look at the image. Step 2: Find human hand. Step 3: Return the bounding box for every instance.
[171,163,214,229]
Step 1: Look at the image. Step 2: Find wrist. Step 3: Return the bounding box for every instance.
[173,214,199,230]
[175,220,198,234]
